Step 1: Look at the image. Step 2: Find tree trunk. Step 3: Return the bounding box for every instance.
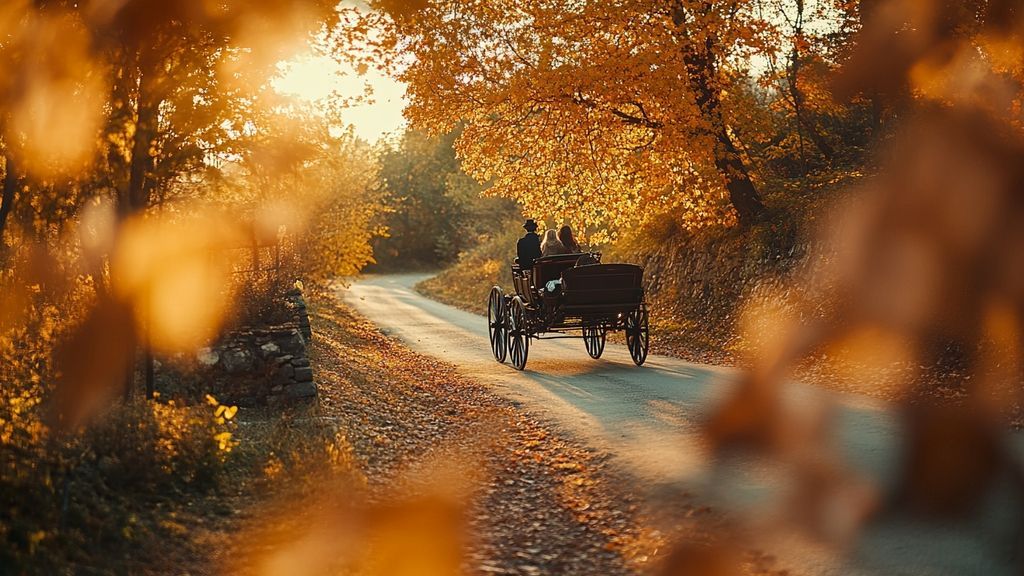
[797,113,836,161]
[128,78,157,215]
[0,153,18,244]
[706,118,766,226]
[712,126,768,225]
[787,0,836,164]
[120,54,161,397]
[672,3,768,226]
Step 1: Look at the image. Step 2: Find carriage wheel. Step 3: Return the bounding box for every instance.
[508,296,530,371]
[583,325,606,359]
[625,305,649,366]
[487,286,507,363]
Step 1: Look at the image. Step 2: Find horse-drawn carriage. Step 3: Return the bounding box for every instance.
[487,253,650,370]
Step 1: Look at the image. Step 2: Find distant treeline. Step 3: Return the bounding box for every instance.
[371,128,519,270]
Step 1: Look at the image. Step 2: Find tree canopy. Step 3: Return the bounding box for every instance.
[361,0,863,238]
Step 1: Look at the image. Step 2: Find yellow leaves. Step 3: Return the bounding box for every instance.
[28,529,46,546]
[480,259,500,277]
[204,395,238,450]
[214,431,234,451]
[553,461,582,472]
[376,0,431,24]
[214,404,238,422]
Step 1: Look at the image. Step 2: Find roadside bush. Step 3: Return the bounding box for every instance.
[0,238,239,572]
[0,396,235,572]
[82,399,231,492]
[416,227,519,314]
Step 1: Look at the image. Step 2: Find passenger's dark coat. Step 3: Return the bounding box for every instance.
[516,232,542,269]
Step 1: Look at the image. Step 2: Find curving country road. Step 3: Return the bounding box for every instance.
[342,274,1021,576]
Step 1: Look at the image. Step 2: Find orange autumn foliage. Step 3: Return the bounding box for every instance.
[358,0,816,238]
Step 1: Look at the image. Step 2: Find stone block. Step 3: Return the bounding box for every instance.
[196,347,219,367]
[294,366,313,382]
[272,328,306,355]
[221,347,254,374]
[277,363,295,379]
[259,341,281,359]
[286,381,316,399]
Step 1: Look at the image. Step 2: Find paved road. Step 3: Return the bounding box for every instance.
[342,274,1021,576]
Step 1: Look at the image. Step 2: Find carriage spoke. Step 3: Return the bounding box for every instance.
[487,286,507,363]
[626,306,649,366]
[508,297,529,370]
[583,325,606,359]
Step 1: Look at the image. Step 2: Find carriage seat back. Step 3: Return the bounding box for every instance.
[560,264,644,310]
[531,254,583,289]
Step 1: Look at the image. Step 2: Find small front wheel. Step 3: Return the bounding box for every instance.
[583,325,606,359]
[625,305,649,366]
[487,286,507,363]
[508,296,530,370]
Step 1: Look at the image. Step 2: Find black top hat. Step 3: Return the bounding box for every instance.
[523,218,539,231]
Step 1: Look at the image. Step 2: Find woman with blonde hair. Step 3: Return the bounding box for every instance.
[540,229,569,256]
[558,225,581,253]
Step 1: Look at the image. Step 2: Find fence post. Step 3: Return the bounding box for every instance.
[144,299,154,399]
[250,225,259,275]
[123,336,135,400]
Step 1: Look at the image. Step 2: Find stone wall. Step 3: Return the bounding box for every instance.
[195,288,316,406]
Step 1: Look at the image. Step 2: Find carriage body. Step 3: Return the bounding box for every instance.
[487,253,650,370]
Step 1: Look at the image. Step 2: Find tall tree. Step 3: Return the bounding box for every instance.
[0,152,17,245]
[361,0,778,235]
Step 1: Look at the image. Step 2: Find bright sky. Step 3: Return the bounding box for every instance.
[272,52,407,143]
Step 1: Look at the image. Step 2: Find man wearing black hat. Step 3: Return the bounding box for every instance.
[516,219,542,269]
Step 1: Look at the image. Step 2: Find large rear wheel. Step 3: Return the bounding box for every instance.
[625,305,649,366]
[508,297,530,371]
[487,286,507,363]
[583,325,606,359]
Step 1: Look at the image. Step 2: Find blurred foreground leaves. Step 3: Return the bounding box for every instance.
[701,0,1024,564]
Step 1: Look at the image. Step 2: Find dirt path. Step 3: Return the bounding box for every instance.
[343,274,1024,576]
